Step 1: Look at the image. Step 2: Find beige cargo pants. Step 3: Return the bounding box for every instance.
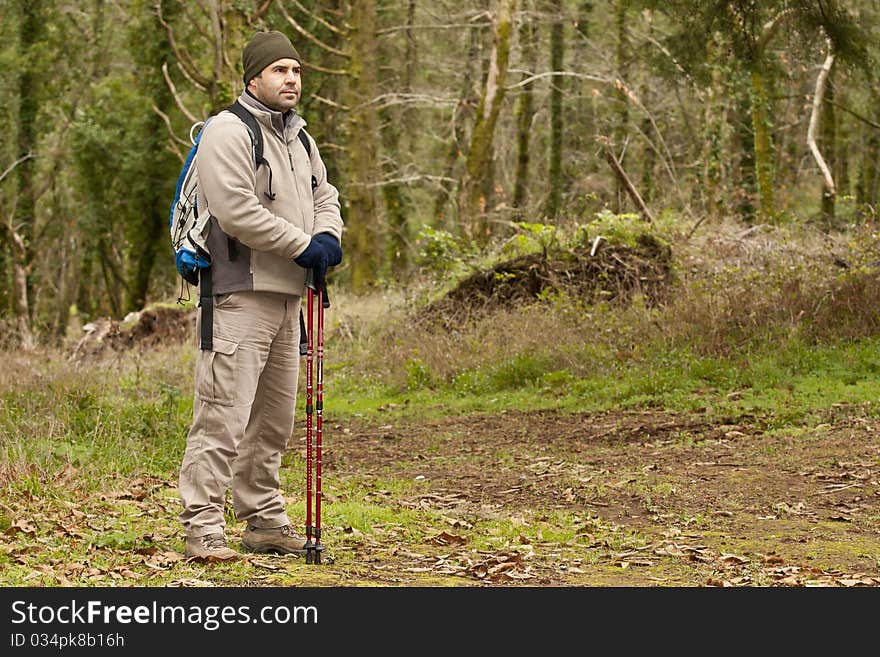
[179,291,300,538]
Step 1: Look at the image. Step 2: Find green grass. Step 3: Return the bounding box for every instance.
[329,335,880,430]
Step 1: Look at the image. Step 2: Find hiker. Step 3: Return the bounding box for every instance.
[178,30,344,560]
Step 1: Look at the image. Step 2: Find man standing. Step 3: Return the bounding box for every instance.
[179,31,344,560]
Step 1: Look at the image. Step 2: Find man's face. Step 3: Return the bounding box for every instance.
[248,58,302,112]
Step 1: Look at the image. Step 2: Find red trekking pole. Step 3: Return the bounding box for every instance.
[303,271,327,564]
[314,284,325,563]
[304,279,315,562]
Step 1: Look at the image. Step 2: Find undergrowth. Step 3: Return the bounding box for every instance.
[3,215,880,481]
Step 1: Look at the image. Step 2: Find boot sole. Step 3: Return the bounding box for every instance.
[185,552,238,562]
[242,543,307,556]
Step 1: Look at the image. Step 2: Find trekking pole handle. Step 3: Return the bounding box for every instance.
[304,269,330,309]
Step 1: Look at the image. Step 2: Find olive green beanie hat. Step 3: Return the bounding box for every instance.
[242,31,302,85]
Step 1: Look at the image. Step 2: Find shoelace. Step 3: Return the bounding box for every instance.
[203,535,227,549]
[280,525,305,540]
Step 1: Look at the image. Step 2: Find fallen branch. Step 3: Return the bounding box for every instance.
[598,137,655,223]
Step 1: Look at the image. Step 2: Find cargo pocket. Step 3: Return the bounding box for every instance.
[195,336,239,406]
[214,292,239,309]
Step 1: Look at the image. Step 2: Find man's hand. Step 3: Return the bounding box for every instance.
[294,239,329,289]
[312,233,342,267]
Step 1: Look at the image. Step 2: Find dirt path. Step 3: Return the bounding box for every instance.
[3,407,877,587]
[324,408,880,586]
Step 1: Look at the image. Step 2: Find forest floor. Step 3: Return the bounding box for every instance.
[3,403,878,587]
[311,405,880,586]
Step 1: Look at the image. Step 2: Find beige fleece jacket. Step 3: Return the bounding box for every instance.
[196,92,343,296]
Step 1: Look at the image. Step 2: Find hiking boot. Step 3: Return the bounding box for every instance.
[185,533,237,561]
[242,524,308,555]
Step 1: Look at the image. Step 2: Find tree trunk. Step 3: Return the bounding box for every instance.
[380,0,416,278]
[816,56,836,224]
[11,0,42,349]
[432,27,479,232]
[750,67,776,221]
[856,92,879,215]
[512,0,537,212]
[380,112,409,277]
[732,69,757,222]
[700,39,724,219]
[459,0,512,243]
[639,12,654,205]
[345,0,380,292]
[546,0,564,221]
[612,0,629,214]
[76,250,97,322]
[124,0,177,313]
[49,182,76,343]
[98,238,124,319]
[12,249,34,351]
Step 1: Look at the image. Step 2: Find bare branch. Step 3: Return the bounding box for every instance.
[362,92,458,111]
[634,29,704,102]
[828,100,880,131]
[178,0,211,43]
[757,7,797,52]
[222,44,236,80]
[250,0,275,24]
[311,94,351,111]
[304,61,349,76]
[163,62,200,124]
[165,140,187,165]
[277,2,350,58]
[312,142,347,153]
[156,0,211,88]
[506,70,609,90]
[807,47,836,196]
[378,21,491,35]
[349,174,457,189]
[0,153,35,186]
[151,104,191,148]
[611,77,679,190]
[174,59,208,92]
[287,0,343,35]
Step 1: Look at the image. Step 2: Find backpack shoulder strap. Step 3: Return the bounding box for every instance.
[298,129,318,193]
[226,100,265,169]
[226,100,275,201]
[298,128,311,158]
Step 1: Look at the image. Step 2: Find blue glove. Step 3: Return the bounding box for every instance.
[294,239,329,290]
[313,233,342,267]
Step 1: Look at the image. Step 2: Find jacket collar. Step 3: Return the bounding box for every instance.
[239,90,306,140]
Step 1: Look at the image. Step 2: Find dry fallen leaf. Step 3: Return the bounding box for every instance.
[441,515,474,530]
[169,578,215,587]
[5,519,37,536]
[720,553,749,565]
[428,531,467,546]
